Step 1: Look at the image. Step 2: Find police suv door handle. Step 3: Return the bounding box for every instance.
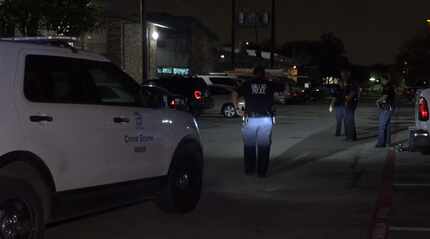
[113,117,130,124]
[30,115,53,122]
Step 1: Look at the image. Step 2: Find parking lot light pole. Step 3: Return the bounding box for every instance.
[270,0,276,69]
[140,0,148,82]
[231,0,236,70]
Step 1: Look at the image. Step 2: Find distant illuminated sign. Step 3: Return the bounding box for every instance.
[239,11,270,28]
[157,67,173,74]
[157,67,190,76]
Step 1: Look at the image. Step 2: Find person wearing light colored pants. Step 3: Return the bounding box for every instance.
[335,105,346,136]
[377,110,393,146]
[241,117,273,177]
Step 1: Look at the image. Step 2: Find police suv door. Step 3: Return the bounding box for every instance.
[85,62,167,182]
[17,53,117,191]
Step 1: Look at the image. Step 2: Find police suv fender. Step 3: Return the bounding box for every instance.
[409,88,430,153]
[0,39,203,238]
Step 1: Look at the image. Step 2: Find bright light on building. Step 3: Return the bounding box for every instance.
[293,65,297,69]
[220,54,225,59]
[427,19,430,24]
[151,31,160,40]
[369,77,376,82]
[245,41,250,46]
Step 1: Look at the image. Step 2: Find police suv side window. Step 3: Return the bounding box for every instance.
[86,62,145,107]
[24,55,94,104]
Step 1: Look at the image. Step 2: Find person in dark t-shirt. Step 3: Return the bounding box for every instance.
[375,80,396,147]
[232,66,284,178]
[344,74,359,141]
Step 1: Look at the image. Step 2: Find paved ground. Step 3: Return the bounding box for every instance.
[387,109,430,239]
[45,102,415,239]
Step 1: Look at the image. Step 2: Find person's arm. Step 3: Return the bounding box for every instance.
[376,94,388,107]
[232,91,240,109]
[345,87,357,105]
[232,82,245,113]
[329,97,335,112]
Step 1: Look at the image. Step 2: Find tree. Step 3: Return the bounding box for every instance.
[0,0,46,36]
[319,32,347,77]
[0,0,16,37]
[0,0,102,37]
[44,0,102,36]
[397,30,430,86]
[280,40,320,66]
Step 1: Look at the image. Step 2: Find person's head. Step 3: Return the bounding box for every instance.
[340,69,351,82]
[381,78,391,87]
[253,66,266,80]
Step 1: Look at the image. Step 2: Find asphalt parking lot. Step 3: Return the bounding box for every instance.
[388,131,430,239]
[46,103,416,239]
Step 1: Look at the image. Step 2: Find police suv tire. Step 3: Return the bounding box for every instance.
[157,143,203,214]
[0,178,45,239]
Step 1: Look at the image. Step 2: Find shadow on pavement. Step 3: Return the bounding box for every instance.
[271,112,411,177]
[270,127,379,176]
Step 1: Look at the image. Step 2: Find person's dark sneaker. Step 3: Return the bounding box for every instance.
[375,144,386,148]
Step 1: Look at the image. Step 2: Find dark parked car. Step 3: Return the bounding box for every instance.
[143,77,213,115]
[141,84,189,112]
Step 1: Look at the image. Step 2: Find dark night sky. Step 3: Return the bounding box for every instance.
[110,0,430,65]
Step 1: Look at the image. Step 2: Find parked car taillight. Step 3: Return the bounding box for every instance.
[194,90,202,100]
[419,97,429,121]
[169,99,176,109]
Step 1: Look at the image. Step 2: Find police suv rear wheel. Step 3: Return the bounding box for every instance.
[0,179,44,239]
[157,143,203,213]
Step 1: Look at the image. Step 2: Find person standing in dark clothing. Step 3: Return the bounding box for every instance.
[343,72,359,141]
[329,81,346,136]
[232,66,283,178]
[375,80,396,147]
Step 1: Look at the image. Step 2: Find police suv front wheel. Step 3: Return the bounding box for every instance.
[157,143,203,214]
[0,179,45,239]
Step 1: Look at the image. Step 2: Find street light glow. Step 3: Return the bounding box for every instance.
[369,77,376,82]
[152,31,159,40]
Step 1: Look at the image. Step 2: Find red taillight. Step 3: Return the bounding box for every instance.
[194,90,202,100]
[419,97,429,121]
[169,99,176,109]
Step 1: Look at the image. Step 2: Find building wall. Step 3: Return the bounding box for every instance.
[190,25,217,74]
[156,31,190,69]
[106,20,123,67]
[123,23,142,81]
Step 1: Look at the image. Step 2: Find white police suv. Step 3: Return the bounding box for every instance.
[409,88,430,153]
[0,38,203,238]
